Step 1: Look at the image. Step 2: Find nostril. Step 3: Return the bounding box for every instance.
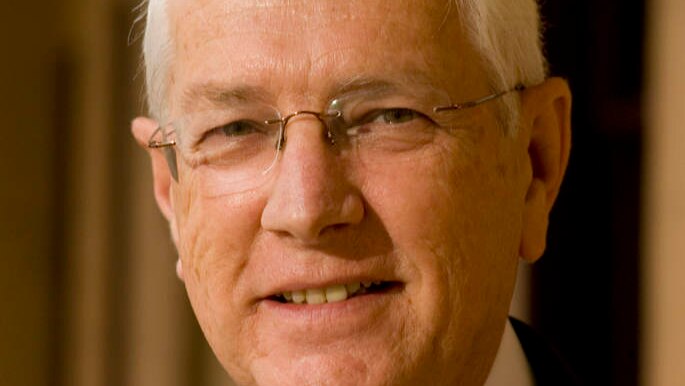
[261,188,365,243]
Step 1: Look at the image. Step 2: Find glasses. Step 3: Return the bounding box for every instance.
[148,83,524,194]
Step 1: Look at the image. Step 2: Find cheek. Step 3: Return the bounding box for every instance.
[172,176,267,366]
[365,138,522,339]
[173,170,266,271]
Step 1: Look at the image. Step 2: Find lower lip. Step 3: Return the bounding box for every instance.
[258,290,400,335]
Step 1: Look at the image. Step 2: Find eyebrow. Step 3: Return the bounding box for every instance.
[181,84,271,112]
[332,72,438,97]
[333,77,396,96]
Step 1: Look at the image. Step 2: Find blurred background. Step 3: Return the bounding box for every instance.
[1,0,683,385]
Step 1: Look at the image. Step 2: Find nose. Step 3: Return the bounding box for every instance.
[260,114,365,244]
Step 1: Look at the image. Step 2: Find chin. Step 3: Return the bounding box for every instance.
[247,351,402,386]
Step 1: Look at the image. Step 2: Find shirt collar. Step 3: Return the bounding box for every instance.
[484,319,534,386]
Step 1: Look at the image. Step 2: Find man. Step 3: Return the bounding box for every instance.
[132,0,573,385]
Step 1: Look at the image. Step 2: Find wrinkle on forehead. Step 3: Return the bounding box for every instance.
[171,0,454,38]
[168,0,479,115]
[169,0,464,72]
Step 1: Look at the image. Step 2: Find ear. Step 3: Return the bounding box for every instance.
[518,77,572,262]
[131,117,184,280]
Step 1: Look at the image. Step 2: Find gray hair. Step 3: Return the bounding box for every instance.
[141,0,173,123]
[141,0,547,129]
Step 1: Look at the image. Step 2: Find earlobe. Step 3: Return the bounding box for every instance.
[518,77,572,262]
[176,258,185,281]
[520,180,550,261]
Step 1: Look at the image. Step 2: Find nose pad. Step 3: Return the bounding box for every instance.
[278,110,339,150]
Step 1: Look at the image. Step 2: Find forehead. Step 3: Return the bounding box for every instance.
[168,0,484,112]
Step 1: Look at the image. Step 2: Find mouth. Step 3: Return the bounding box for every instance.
[267,281,401,305]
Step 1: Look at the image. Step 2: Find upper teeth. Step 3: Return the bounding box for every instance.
[278,281,381,305]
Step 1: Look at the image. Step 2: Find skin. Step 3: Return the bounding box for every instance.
[132,1,572,385]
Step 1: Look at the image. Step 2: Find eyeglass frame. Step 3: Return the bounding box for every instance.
[148,83,526,182]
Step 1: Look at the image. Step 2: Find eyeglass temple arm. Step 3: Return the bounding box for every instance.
[433,84,526,113]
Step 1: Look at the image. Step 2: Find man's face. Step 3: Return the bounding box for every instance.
[162,0,535,385]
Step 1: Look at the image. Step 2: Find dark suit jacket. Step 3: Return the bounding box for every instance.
[509,318,583,386]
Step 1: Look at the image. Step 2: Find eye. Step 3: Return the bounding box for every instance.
[343,107,433,134]
[206,120,261,138]
[373,108,421,124]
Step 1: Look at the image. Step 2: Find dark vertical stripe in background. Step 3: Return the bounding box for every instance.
[107,4,133,386]
[535,1,644,385]
[49,48,76,386]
